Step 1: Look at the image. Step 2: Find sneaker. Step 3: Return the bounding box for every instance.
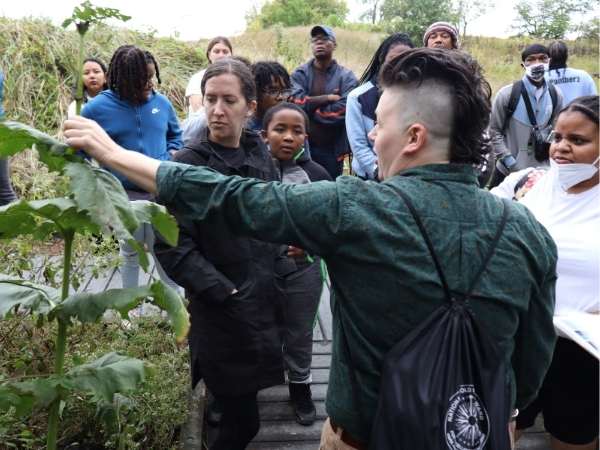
[289,383,316,426]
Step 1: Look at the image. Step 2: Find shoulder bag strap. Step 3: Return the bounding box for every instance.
[520,82,539,129]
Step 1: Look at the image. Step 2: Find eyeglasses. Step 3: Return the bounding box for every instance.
[546,130,557,143]
[264,88,292,98]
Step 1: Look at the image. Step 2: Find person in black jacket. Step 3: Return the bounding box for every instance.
[262,102,331,425]
[154,59,288,450]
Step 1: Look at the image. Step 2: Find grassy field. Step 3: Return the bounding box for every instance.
[1,17,598,137]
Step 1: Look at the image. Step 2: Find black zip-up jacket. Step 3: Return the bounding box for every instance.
[154,128,286,395]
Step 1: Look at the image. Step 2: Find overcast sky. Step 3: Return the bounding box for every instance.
[0,0,556,41]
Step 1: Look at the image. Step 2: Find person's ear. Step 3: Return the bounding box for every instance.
[260,129,268,143]
[402,123,427,155]
[521,62,526,69]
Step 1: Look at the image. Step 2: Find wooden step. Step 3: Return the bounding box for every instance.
[258,400,327,421]
[252,420,325,442]
[258,384,328,402]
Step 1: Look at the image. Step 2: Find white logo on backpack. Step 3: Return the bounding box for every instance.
[445,384,490,450]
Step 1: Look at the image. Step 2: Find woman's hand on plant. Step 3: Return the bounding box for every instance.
[63,116,121,163]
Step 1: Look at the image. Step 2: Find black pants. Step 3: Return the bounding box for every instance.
[211,392,260,450]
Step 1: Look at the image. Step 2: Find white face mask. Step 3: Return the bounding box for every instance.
[550,156,600,191]
[525,63,549,81]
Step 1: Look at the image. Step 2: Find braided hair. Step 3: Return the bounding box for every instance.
[359,33,415,85]
[107,45,159,105]
[251,61,290,96]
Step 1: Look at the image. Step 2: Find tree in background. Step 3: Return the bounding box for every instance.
[453,0,493,38]
[380,0,456,42]
[359,0,381,25]
[512,0,592,39]
[247,0,348,28]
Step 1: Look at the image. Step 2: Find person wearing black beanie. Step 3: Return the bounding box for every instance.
[488,43,562,181]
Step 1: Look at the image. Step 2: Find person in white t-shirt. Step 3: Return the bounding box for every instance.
[185,36,233,118]
[492,95,599,450]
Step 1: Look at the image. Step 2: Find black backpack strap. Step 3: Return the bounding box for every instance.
[396,190,510,303]
[395,189,453,302]
[520,82,538,129]
[464,199,510,299]
[502,81,522,132]
[548,83,559,123]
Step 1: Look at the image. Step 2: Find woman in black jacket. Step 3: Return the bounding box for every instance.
[154,59,288,450]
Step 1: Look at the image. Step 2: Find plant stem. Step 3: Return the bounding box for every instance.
[75,33,85,115]
[46,231,74,450]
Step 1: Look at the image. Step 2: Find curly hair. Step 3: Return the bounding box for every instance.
[560,95,599,126]
[379,48,492,165]
[201,58,256,103]
[107,45,159,105]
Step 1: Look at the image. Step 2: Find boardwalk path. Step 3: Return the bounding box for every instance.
[80,262,550,450]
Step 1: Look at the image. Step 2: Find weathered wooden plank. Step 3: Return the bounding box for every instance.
[312,341,332,354]
[310,368,330,384]
[310,354,331,369]
[253,420,325,442]
[258,400,327,421]
[516,432,551,449]
[248,441,321,450]
[258,384,328,402]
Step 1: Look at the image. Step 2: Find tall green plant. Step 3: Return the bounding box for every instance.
[62,1,130,115]
[0,125,188,448]
[1,5,187,431]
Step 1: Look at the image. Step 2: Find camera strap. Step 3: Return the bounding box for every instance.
[520,82,539,130]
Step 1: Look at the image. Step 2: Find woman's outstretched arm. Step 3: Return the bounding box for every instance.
[63,116,160,193]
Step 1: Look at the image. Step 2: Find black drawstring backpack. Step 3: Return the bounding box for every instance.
[339,193,512,450]
[371,192,511,449]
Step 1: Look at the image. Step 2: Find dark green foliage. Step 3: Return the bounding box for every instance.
[248,0,349,28]
[512,0,593,39]
[380,0,457,43]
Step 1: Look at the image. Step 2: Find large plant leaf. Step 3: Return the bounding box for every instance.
[55,285,157,323]
[66,353,149,403]
[149,282,190,343]
[63,161,149,269]
[54,281,190,342]
[62,1,131,31]
[0,121,81,173]
[130,200,179,247]
[0,378,63,416]
[0,353,146,416]
[0,276,60,318]
[0,198,99,239]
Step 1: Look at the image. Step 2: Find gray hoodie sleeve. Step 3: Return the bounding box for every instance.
[489,85,512,160]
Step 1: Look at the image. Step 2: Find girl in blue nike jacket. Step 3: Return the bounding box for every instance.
[82,45,182,302]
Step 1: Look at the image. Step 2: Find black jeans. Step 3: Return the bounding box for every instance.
[211,392,260,450]
[0,158,16,206]
[310,145,343,179]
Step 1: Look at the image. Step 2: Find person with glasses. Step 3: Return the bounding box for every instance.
[248,61,293,133]
[289,25,357,178]
[81,45,182,302]
[491,95,599,450]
